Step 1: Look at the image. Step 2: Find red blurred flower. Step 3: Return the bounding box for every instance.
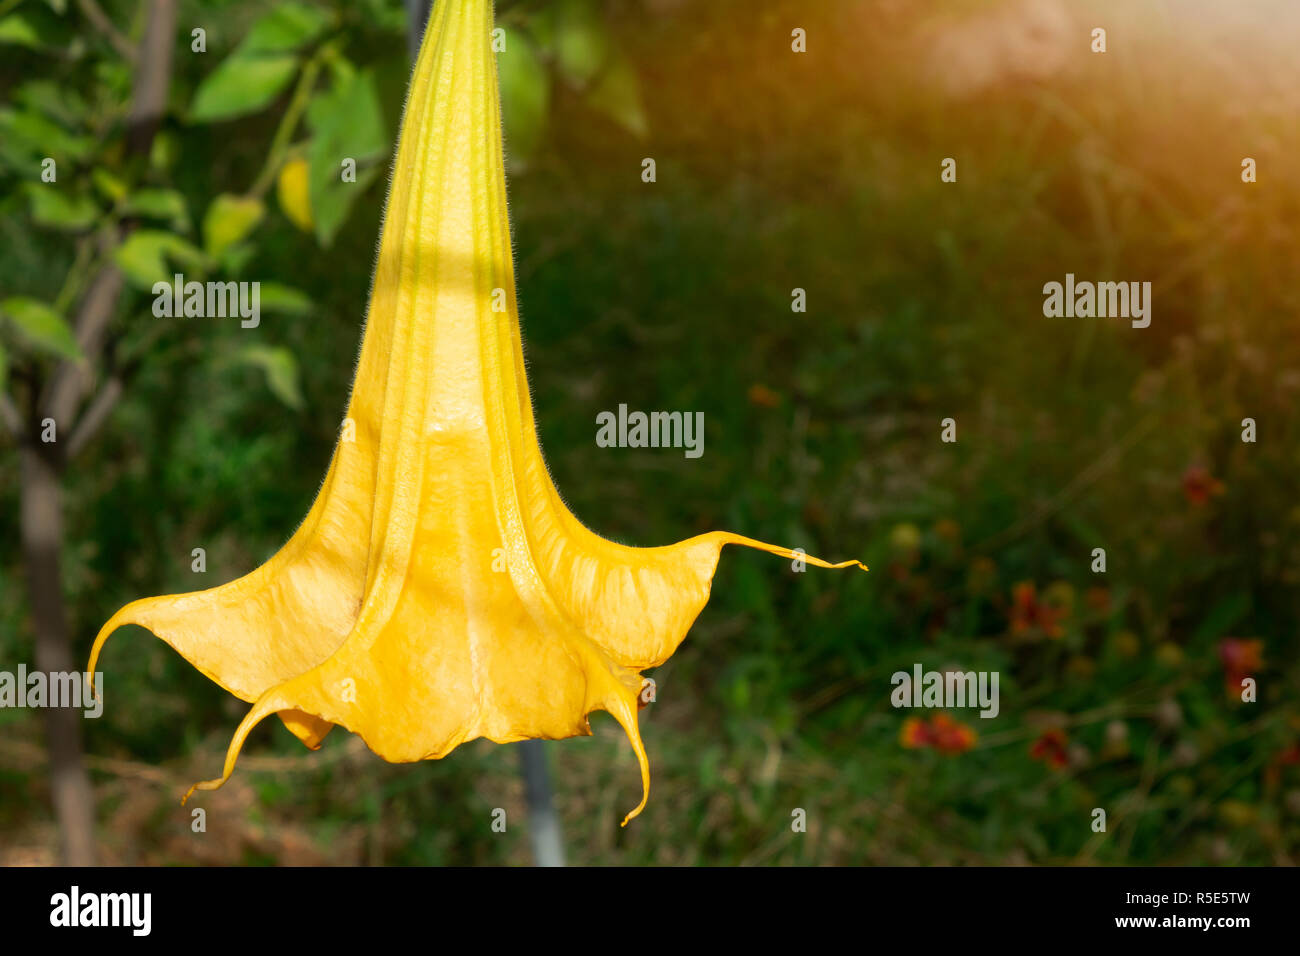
[930,713,978,754]
[1182,465,1225,506]
[1218,638,1263,696]
[900,717,929,749]
[1010,581,1065,639]
[900,713,976,755]
[1030,728,1069,769]
[1085,586,1111,614]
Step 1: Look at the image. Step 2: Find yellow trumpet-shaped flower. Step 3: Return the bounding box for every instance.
[90,0,865,826]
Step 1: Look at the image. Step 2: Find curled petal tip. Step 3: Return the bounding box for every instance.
[182,776,227,807]
[828,558,869,572]
[605,685,651,827]
[708,532,868,573]
[87,604,133,686]
[620,783,649,827]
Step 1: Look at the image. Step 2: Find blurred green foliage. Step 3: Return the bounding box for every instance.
[2,0,1299,865]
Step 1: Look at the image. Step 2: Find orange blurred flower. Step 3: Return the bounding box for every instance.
[1010,581,1065,639]
[1030,728,1069,769]
[747,384,782,408]
[933,518,961,545]
[1182,464,1225,506]
[900,713,977,754]
[1218,638,1263,696]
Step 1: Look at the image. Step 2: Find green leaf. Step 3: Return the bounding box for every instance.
[258,282,313,316]
[217,241,257,275]
[0,13,42,48]
[497,28,549,164]
[358,0,406,33]
[586,54,648,138]
[15,80,85,129]
[0,339,8,397]
[149,129,178,171]
[24,183,98,230]
[238,345,304,410]
[190,54,300,123]
[0,5,68,48]
[1,109,94,165]
[123,188,190,231]
[1,297,83,360]
[202,194,265,260]
[306,69,388,246]
[553,0,609,87]
[92,168,128,203]
[113,231,207,289]
[312,161,379,249]
[94,58,132,103]
[240,2,332,55]
[305,68,387,163]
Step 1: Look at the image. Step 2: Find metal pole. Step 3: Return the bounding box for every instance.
[519,741,566,866]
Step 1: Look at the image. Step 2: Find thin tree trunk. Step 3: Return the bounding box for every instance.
[15,0,178,866]
[19,445,97,866]
[125,0,176,154]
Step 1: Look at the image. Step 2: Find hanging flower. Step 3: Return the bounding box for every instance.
[89,0,864,827]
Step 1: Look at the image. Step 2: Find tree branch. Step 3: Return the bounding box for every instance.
[0,392,21,439]
[125,0,177,155]
[65,376,123,460]
[44,0,177,436]
[42,260,125,429]
[77,0,136,63]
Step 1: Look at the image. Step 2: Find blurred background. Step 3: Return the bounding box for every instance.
[2,0,1299,865]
